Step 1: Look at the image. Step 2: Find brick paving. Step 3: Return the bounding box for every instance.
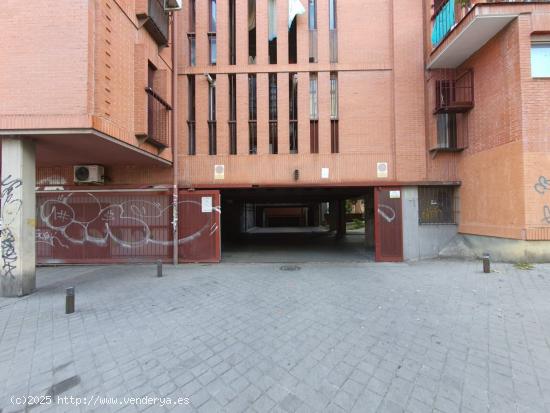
[0,260,550,412]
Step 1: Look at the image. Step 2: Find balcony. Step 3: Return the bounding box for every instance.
[146,87,171,148]
[428,0,550,68]
[138,0,170,46]
[434,70,474,113]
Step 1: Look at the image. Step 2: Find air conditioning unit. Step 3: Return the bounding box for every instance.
[164,0,182,11]
[73,165,104,184]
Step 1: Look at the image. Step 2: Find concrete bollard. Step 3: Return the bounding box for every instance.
[65,287,75,314]
[157,260,163,278]
[482,254,491,273]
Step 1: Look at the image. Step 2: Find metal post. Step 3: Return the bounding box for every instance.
[482,254,490,273]
[157,260,163,278]
[65,287,75,314]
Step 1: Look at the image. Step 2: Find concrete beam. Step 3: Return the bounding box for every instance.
[1,137,36,297]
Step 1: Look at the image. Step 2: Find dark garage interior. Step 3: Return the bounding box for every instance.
[220,187,375,263]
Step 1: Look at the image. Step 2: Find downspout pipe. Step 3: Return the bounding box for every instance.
[171,11,179,265]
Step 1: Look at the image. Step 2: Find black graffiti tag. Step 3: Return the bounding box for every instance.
[0,227,17,278]
[543,205,550,225]
[534,176,550,195]
[1,175,22,278]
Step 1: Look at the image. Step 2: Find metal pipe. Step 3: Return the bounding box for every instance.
[171,11,179,266]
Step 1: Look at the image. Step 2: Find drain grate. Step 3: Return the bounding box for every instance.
[280,265,301,271]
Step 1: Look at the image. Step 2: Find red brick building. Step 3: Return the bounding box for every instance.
[1,0,549,295]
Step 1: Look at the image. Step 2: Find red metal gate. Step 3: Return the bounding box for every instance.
[36,190,174,264]
[178,190,221,263]
[374,187,403,262]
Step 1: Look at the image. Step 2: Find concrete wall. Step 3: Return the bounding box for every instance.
[402,187,457,261]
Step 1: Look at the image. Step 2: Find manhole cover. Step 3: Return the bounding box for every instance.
[280,265,301,271]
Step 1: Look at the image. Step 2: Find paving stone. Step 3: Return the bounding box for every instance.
[0,262,548,413]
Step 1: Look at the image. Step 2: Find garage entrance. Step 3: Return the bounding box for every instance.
[220,187,379,263]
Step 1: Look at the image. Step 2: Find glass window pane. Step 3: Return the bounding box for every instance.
[532,44,550,77]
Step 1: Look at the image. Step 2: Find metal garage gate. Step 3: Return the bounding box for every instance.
[36,189,221,264]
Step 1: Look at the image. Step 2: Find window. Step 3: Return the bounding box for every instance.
[436,113,457,149]
[531,43,550,77]
[229,74,237,154]
[289,12,297,63]
[187,75,196,155]
[269,73,278,154]
[329,0,338,63]
[310,73,319,153]
[248,74,257,154]
[188,35,196,66]
[209,0,217,65]
[418,186,457,224]
[229,0,236,65]
[188,0,196,66]
[268,0,277,64]
[309,0,318,63]
[208,75,216,155]
[330,72,339,153]
[248,0,256,64]
[289,73,298,153]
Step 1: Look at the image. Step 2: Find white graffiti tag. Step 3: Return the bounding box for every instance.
[377,204,396,223]
[38,193,220,249]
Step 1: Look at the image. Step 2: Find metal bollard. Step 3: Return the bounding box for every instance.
[157,260,163,278]
[482,254,491,273]
[65,287,75,314]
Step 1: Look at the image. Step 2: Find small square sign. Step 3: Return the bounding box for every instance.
[389,190,401,199]
[214,165,225,180]
[201,197,213,213]
[377,162,388,178]
[321,168,330,179]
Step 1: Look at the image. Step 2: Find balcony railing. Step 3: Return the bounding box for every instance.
[435,70,474,113]
[431,0,550,47]
[146,87,171,148]
[142,0,169,46]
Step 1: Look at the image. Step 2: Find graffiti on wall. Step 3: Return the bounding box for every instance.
[377,204,396,223]
[534,176,550,225]
[1,175,23,279]
[37,192,220,249]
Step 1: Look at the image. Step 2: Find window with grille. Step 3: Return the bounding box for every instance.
[418,186,457,224]
[187,0,196,66]
[289,73,298,153]
[310,73,319,153]
[248,74,257,154]
[228,74,237,154]
[268,0,277,64]
[330,72,339,153]
[229,0,236,65]
[208,0,217,65]
[329,0,338,63]
[187,75,196,155]
[208,75,217,155]
[269,73,278,154]
[309,0,318,63]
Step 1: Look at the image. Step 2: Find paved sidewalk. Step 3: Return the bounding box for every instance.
[1,260,550,412]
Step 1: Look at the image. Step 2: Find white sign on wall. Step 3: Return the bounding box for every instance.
[321,168,330,179]
[214,165,225,180]
[377,162,388,178]
[389,190,401,199]
[201,197,213,213]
